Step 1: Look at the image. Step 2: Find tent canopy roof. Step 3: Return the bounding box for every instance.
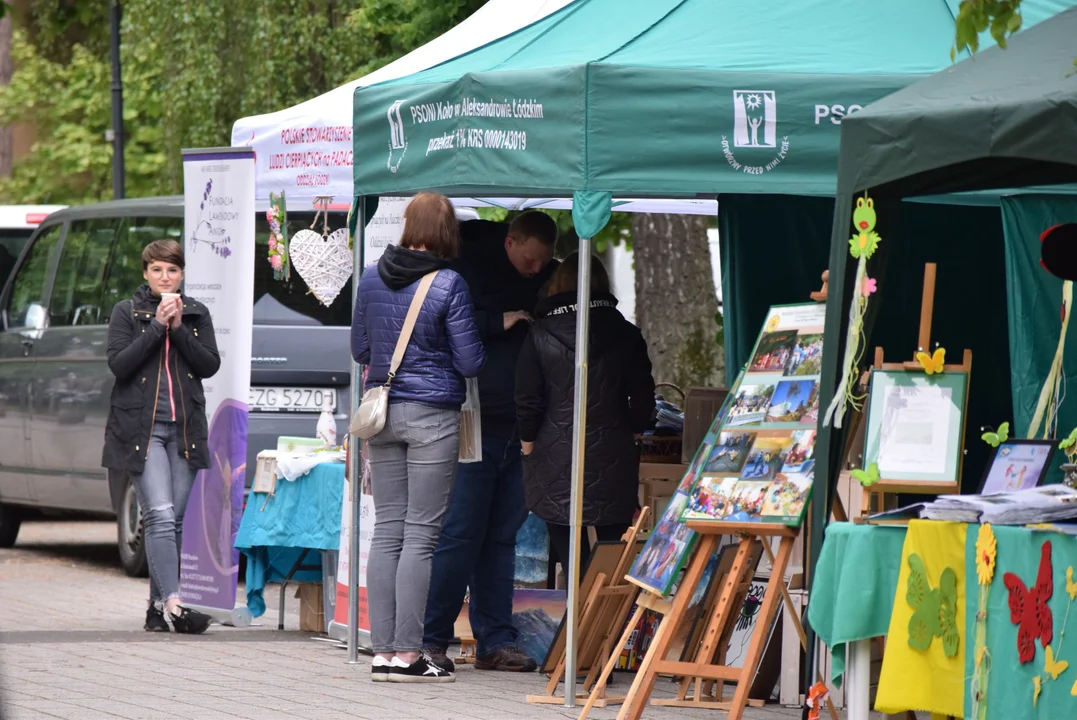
[354,0,1074,222]
[837,5,1077,198]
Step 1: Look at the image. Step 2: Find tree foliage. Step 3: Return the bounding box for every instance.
[0,0,486,204]
[952,0,1023,59]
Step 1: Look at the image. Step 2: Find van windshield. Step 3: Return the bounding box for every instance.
[254,212,352,327]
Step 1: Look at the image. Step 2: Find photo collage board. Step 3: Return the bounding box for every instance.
[680,303,826,528]
[626,396,730,597]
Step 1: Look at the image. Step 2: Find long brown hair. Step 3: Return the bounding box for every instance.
[545,252,610,297]
[399,192,460,260]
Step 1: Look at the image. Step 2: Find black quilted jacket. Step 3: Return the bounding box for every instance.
[516,292,656,527]
[102,285,220,474]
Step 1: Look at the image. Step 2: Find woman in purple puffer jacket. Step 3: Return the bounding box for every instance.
[351,193,485,684]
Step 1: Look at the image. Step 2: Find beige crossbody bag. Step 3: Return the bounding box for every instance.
[350,271,439,439]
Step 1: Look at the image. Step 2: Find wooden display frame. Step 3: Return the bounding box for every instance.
[526,509,649,708]
[607,522,836,720]
[861,263,971,512]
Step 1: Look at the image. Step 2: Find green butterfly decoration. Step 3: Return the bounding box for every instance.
[851,462,880,487]
[906,553,960,657]
[981,421,1010,448]
[1060,427,1077,452]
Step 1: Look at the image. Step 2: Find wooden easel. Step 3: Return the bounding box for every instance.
[862,263,971,515]
[527,509,650,708]
[610,523,836,720]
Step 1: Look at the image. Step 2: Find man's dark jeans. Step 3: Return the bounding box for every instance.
[423,429,528,656]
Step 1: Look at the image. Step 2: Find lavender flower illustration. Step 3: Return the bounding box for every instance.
[189,179,233,258]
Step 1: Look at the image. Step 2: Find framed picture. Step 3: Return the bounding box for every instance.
[627,493,695,596]
[863,370,969,485]
[979,440,1055,494]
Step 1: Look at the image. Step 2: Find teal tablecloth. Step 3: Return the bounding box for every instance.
[234,461,345,617]
[807,522,907,683]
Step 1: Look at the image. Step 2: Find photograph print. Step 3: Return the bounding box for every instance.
[685,476,740,521]
[678,441,712,494]
[727,384,776,428]
[761,472,813,523]
[748,330,798,374]
[765,379,817,423]
[654,492,688,537]
[740,436,793,481]
[785,333,824,376]
[704,432,756,475]
[724,480,770,521]
[781,430,816,474]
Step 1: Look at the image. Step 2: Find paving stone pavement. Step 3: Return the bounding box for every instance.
[0,521,879,720]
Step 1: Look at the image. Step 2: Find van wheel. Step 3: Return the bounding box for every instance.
[0,504,21,548]
[117,474,148,577]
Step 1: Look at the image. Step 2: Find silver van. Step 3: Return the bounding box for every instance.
[0,196,352,575]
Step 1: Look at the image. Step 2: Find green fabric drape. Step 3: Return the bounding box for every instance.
[571,191,612,240]
[1001,195,1077,468]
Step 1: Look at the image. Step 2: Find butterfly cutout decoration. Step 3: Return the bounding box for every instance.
[1034,675,1042,707]
[851,462,880,488]
[916,347,946,375]
[1044,645,1069,680]
[982,422,1010,448]
[906,553,960,657]
[1060,428,1077,454]
[1004,540,1054,664]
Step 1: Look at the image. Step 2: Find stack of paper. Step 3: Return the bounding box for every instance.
[919,485,1077,525]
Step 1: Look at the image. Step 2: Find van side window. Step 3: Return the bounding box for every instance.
[7,224,63,328]
[49,219,121,327]
[104,216,184,315]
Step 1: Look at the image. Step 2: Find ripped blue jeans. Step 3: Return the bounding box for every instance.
[135,422,195,603]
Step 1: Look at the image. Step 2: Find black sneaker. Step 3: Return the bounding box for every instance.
[475,645,538,672]
[371,657,392,683]
[168,606,212,635]
[144,605,170,633]
[423,645,455,674]
[388,653,455,683]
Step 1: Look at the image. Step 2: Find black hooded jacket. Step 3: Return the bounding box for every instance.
[516,292,656,527]
[451,220,558,429]
[102,285,221,474]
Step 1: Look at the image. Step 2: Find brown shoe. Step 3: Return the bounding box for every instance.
[475,645,537,672]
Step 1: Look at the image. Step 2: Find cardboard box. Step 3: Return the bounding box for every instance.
[253,451,278,495]
[295,583,325,633]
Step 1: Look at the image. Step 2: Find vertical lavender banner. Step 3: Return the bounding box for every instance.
[179,147,255,626]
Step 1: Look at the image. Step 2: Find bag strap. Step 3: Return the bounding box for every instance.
[387,271,439,385]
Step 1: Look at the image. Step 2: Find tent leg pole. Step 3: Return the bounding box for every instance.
[565,238,592,707]
[347,196,367,665]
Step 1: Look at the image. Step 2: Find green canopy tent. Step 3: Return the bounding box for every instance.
[811,2,1077,689]
[350,0,1073,702]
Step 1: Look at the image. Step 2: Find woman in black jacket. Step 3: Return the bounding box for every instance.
[103,240,220,634]
[516,253,656,574]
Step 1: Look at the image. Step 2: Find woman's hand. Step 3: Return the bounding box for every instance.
[521,441,535,456]
[169,298,183,329]
[155,298,178,327]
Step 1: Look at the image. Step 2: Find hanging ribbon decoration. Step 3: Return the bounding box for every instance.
[823,193,881,428]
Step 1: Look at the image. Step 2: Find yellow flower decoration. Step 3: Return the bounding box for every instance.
[976,524,997,586]
[1067,566,1077,601]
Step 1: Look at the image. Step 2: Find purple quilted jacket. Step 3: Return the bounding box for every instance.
[351,245,485,407]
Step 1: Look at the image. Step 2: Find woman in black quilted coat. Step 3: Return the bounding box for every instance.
[516,253,655,574]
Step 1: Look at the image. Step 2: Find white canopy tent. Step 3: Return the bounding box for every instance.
[231,0,575,210]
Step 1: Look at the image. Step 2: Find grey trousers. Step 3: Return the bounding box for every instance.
[366,403,460,653]
[134,422,195,603]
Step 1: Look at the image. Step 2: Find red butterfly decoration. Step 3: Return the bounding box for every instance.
[1003,540,1054,664]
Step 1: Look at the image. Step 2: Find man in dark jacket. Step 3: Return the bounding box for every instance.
[423,212,558,672]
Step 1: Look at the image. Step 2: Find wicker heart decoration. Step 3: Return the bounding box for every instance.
[289,228,353,307]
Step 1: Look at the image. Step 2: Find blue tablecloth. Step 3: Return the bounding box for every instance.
[234,461,345,617]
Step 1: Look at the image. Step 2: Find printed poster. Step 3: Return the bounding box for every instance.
[179,147,255,619]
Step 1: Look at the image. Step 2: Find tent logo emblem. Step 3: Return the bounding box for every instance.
[387,100,408,173]
[733,91,776,148]
[723,90,790,175]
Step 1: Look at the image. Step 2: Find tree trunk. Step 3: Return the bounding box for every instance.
[633,213,723,390]
[0,14,13,179]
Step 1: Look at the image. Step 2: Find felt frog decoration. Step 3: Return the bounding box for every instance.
[848,196,881,260]
[906,553,960,657]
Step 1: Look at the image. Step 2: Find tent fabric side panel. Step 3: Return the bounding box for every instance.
[585,67,915,197]
[718,195,834,384]
[352,68,588,198]
[1001,195,1077,468]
